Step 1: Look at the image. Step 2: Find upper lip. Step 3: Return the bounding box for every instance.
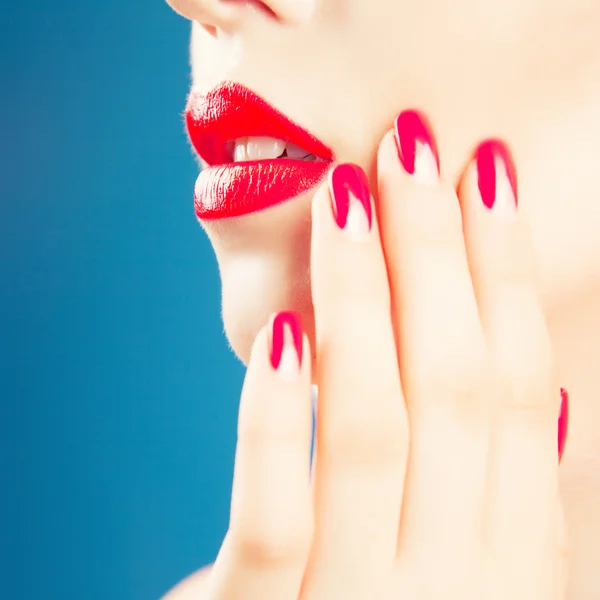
[185,81,334,166]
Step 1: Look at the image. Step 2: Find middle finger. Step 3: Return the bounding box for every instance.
[377,111,490,588]
[306,163,408,590]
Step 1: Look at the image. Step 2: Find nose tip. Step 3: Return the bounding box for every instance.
[167,0,317,30]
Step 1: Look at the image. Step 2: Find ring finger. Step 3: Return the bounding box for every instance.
[458,141,559,598]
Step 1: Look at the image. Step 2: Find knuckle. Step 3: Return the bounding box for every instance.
[412,343,491,419]
[238,398,309,447]
[239,416,306,444]
[229,520,312,568]
[499,369,556,424]
[328,294,391,330]
[495,335,556,419]
[322,405,408,468]
[236,426,308,463]
[316,262,391,319]
[498,379,556,425]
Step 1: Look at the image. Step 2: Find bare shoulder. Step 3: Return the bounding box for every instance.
[161,565,213,600]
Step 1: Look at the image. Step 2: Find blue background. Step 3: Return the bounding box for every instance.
[1,2,244,598]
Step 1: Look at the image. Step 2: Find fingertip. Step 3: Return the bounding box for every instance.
[246,322,271,372]
[377,129,401,181]
[301,331,312,380]
[457,156,479,204]
[247,312,311,381]
[310,167,337,232]
[268,311,305,379]
[459,140,519,221]
[238,312,313,440]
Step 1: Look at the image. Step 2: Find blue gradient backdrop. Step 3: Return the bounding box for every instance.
[1,3,244,598]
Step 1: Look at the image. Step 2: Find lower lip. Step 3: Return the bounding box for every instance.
[194,160,331,220]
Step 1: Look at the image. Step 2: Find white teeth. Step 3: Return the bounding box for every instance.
[247,136,287,160]
[233,137,248,162]
[285,142,312,159]
[231,136,320,162]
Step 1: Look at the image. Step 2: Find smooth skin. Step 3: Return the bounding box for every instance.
[164,123,565,599]
[164,0,600,597]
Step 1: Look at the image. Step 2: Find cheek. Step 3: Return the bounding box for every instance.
[519,108,600,314]
[529,187,600,314]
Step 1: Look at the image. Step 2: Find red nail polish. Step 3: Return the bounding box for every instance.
[475,139,518,210]
[558,388,569,463]
[328,163,372,230]
[270,311,303,371]
[394,110,440,177]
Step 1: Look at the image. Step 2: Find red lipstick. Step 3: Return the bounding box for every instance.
[186,81,334,219]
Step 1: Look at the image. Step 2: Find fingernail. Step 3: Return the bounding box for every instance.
[558,387,569,463]
[394,110,440,184]
[270,311,304,377]
[475,139,518,216]
[328,163,372,236]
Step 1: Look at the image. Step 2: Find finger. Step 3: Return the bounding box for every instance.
[208,312,313,600]
[377,112,490,587]
[306,163,408,592]
[458,141,559,598]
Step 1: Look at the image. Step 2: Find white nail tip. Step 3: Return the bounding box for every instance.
[276,326,300,379]
[345,191,371,239]
[413,142,439,185]
[493,158,518,221]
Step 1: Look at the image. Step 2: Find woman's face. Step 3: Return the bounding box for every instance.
[169,0,600,365]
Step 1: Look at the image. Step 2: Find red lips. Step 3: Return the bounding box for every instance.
[186,81,334,219]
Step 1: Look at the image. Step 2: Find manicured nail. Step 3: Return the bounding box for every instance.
[558,387,569,463]
[475,139,518,216]
[394,110,440,184]
[270,311,303,376]
[328,163,372,235]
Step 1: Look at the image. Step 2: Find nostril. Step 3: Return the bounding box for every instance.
[197,0,279,36]
[260,0,316,24]
[201,0,279,38]
[254,0,278,20]
[201,24,218,36]
[168,0,278,34]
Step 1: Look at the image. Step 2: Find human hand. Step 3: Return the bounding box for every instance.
[195,111,568,599]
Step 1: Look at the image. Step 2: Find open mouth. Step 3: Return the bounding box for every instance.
[185,81,334,220]
[228,136,327,163]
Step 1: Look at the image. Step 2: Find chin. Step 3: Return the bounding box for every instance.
[185,80,335,372]
[220,258,317,368]
[205,187,318,368]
